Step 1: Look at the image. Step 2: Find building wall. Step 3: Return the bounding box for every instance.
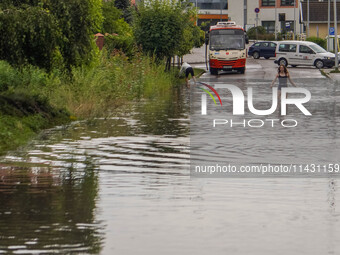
[248,0,302,33]
[226,0,244,28]
[309,23,340,38]
[197,0,303,33]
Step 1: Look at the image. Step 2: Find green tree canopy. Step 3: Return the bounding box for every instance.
[114,0,132,23]
[0,0,103,71]
[134,0,202,61]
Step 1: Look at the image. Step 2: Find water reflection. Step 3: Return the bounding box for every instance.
[0,161,102,254]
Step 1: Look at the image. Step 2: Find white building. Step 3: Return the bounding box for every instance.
[193,0,303,34]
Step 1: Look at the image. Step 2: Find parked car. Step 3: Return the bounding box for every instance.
[248,41,277,59]
[274,40,335,68]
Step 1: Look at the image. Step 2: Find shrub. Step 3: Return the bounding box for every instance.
[247,26,266,39]
[0,0,103,71]
[104,34,136,58]
[306,37,327,49]
[258,34,276,41]
[0,61,20,92]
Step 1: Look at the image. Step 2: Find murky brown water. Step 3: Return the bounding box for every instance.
[0,81,340,254]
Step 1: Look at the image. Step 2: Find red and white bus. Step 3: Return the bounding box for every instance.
[207,21,247,75]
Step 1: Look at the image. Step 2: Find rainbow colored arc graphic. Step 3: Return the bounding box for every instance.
[197,82,222,106]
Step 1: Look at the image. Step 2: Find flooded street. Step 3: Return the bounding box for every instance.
[1,72,340,254]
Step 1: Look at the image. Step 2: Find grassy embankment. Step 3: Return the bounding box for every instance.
[0,51,205,155]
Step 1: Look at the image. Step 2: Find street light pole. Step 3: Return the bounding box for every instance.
[220,0,222,21]
[334,0,338,70]
[328,0,330,51]
[294,0,296,40]
[275,0,277,40]
[307,0,310,38]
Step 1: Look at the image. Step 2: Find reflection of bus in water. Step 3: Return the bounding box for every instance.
[207,21,246,75]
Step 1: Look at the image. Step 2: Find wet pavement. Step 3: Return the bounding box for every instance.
[0,58,339,255]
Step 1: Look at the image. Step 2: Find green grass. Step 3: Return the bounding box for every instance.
[0,93,69,154]
[193,68,206,77]
[0,53,180,154]
[320,69,329,78]
[330,69,340,73]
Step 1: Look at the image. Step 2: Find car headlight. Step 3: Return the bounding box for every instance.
[324,57,331,60]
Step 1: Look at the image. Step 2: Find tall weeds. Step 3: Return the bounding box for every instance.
[1,51,177,119]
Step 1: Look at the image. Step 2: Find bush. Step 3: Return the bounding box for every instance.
[0,52,176,118]
[247,26,266,39]
[0,61,20,92]
[306,37,327,49]
[0,0,103,71]
[258,33,276,41]
[104,34,136,58]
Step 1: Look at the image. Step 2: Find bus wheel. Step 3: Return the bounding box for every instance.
[239,67,245,74]
[210,68,218,75]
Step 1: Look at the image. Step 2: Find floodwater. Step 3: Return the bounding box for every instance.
[0,79,340,255]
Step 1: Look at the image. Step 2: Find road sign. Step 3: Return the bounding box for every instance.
[330,27,335,36]
[255,8,260,13]
[286,22,290,29]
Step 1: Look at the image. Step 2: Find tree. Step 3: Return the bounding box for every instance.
[134,0,202,69]
[114,0,132,23]
[102,1,131,35]
[0,0,103,71]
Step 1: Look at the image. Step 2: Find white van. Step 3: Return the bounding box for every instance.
[274,40,335,69]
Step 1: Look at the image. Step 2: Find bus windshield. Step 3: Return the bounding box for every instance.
[210,29,245,51]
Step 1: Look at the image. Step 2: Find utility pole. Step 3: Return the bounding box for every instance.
[255,13,259,42]
[244,0,247,30]
[334,0,338,71]
[275,0,277,40]
[220,0,222,21]
[328,0,331,51]
[294,0,296,40]
[307,0,310,38]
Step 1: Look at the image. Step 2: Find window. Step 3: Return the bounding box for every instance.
[261,0,275,7]
[299,45,312,54]
[279,44,296,52]
[261,42,269,47]
[191,0,228,10]
[270,43,276,47]
[262,21,275,33]
[309,44,327,53]
[281,0,295,6]
[254,43,260,47]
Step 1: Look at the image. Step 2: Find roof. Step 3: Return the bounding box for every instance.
[276,40,318,45]
[210,22,244,31]
[301,2,340,23]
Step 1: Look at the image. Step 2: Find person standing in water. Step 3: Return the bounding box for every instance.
[180,62,196,87]
[270,64,297,101]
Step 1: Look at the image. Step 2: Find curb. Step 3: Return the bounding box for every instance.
[320,69,331,79]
